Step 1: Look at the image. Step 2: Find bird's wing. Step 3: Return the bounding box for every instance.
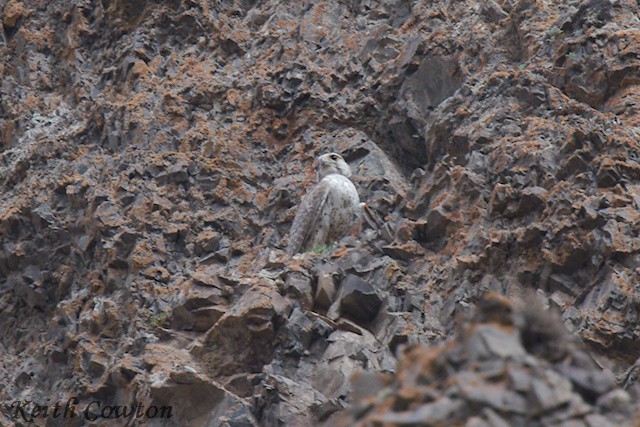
[286,180,331,255]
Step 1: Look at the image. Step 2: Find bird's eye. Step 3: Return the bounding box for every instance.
[330,154,339,160]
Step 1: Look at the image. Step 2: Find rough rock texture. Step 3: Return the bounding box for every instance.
[329,293,637,427]
[1,0,640,425]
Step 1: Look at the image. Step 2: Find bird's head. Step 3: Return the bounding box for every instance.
[316,153,352,179]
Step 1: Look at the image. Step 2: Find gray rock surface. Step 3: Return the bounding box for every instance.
[1,0,640,425]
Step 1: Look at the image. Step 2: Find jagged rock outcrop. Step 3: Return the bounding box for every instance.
[329,293,637,426]
[2,0,640,425]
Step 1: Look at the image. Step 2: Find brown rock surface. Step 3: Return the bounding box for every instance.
[1,0,640,425]
[328,294,636,426]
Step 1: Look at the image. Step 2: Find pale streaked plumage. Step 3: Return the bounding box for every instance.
[286,153,361,255]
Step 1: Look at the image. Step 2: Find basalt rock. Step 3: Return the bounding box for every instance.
[2,0,640,425]
[328,294,637,426]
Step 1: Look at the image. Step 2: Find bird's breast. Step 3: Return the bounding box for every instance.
[321,175,360,208]
[320,175,360,244]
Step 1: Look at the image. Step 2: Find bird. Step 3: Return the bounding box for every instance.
[286,153,361,255]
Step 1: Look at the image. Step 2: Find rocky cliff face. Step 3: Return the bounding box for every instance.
[1,0,640,425]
